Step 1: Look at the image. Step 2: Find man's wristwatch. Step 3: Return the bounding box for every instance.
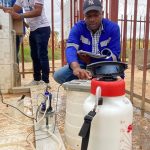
[20,13,24,20]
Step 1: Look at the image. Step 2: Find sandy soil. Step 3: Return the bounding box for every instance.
[20,61,150,150]
[0,61,150,150]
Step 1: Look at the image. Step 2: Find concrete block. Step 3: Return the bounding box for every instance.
[0,11,20,93]
[9,86,30,94]
[0,64,13,93]
[0,11,12,39]
[0,37,16,65]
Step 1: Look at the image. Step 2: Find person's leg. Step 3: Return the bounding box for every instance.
[29,31,41,81]
[53,65,78,84]
[53,64,86,84]
[16,35,20,64]
[35,27,50,83]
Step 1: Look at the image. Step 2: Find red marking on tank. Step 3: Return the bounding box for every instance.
[127,124,133,133]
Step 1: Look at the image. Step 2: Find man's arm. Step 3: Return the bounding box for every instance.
[66,24,92,79]
[0,4,22,14]
[3,3,43,20]
[67,47,91,79]
[70,62,92,79]
[0,5,13,11]
[17,3,43,19]
[13,4,22,13]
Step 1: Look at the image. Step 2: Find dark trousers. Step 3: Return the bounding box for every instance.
[29,26,51,83]
[16,35,21,64]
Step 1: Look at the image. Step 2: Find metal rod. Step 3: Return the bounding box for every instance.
[109,0,118,22]
[139,16,142,49]
[70,0,73,28]
[61,0,65,66]
[130,15,133,49]
[21,40,25,78]
[74,0,78,23]
[122,0,127,62]
[120,15,123,51]
[130,0,138,103]
[79,0,84,20]
[106,0,108,19]
[118,18,149,23]
[51,0,55,73]
[143,17,146,48]
[141,0,150,116]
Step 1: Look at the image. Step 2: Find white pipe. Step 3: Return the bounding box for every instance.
[94,86,101,111]
[47,130,62,150]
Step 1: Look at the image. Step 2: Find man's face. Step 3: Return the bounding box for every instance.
[85,10,103,32]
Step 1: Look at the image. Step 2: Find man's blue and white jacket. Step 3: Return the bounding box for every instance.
[66,18,121,65]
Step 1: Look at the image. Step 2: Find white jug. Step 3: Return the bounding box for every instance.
[83,78,133,150]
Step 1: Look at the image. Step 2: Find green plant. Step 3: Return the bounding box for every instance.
[19,46,61,62]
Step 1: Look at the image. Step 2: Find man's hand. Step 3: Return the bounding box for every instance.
[73,67,92,79]
[0,5,3,9]
[9,11,22,20]
[2,7,13,13]
[1,7,22,20]
[70,62,92,80]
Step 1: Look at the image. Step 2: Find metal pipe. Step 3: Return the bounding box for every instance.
[21,40,25,78]
[70,0,73,28]
[120,15,123,52]
[118,19,149,23]
[109,0,118,22]
[130,0,138,103]
[130,16,133,50]
[105,0,108,19]
[79,0,84,20]
[51,0,55,73]
[139,16,142,49]
[74,0,78,23]
[143,17,146,48]
[74,0,76,24]
[122,0,127,62]
[141,0,150,116]
[61,0,65,66]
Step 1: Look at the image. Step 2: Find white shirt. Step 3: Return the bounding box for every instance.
[15,0,50,31]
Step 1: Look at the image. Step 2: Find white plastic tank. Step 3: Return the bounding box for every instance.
[63,80,91,150]
[83,78,133,150]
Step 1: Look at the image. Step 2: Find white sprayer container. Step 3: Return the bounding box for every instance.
[83,78,133,150]
[63,80,91,150]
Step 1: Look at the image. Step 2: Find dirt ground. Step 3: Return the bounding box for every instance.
[0,61,150,150]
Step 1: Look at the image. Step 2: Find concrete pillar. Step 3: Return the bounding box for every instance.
[0,10,20,93]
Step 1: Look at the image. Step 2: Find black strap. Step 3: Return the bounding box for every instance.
[79,110,96,150]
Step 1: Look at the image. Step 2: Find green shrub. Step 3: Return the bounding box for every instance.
[19,46,61,62]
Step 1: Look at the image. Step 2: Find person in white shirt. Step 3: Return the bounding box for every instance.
[2,0,51,86]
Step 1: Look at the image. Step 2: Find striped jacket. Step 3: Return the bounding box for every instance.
[66,18,121,65]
